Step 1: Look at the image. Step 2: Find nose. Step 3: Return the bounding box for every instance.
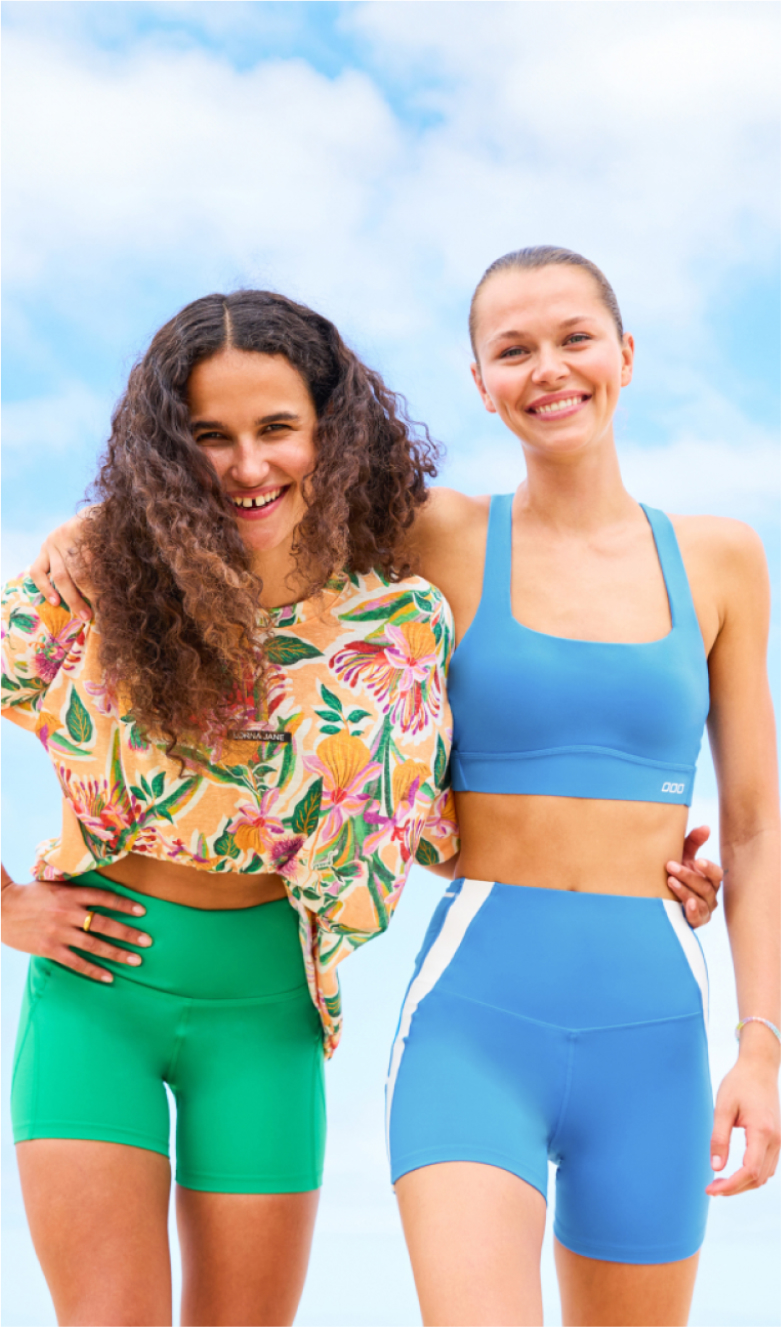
[228,437,272,488]
[531,343,569,385]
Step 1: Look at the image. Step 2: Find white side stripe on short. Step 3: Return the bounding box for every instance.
[385,879,494,1156]
[663,900,709,1031]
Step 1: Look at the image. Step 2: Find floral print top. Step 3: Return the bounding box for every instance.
[1,569,459,1055]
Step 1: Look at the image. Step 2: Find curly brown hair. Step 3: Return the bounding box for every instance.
[82,290,440,754]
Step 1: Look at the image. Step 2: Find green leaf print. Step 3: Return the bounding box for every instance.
[278,737,296,791]
[151,772,166,799]
[265,636,322,666]
[415,838,439,867]
[9,610,37,634]
[434,735,447,789]
[244,855,264,873]
[347,709,370,724]
[318,725,342,736]
[65,689,94,745]
[341,592,416,623]
[315,710,343,725]
[319,683,343,714]
[291,779,323,836]
[129,785,148,803]
[214,831,241,859]
[2,674,21,693]
[155,777,201,820]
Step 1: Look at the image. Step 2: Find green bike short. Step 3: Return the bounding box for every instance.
[11,873,326,1193]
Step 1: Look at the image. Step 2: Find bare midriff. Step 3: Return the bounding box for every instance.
[97,853,287,910]
[455,793,690,898]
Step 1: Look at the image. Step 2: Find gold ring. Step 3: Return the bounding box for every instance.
[82,910,95,934]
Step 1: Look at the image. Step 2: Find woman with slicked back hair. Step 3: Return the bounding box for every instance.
[384,246,779,1326]
[23,269,729,1327]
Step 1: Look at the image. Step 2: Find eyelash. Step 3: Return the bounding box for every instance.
[195,424,291,444]
[499,333,591,359]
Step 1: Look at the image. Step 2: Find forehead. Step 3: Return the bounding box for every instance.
[474,264,607,346]
[187,349,312,412]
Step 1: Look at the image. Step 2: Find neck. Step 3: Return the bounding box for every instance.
[516,429,636,534]
[250,541,311,611]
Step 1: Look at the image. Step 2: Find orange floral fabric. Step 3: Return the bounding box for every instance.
[2,570,459,1054]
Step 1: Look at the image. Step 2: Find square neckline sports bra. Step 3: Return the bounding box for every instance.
[446,495,710,806]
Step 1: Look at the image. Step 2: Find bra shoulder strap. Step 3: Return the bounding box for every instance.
[475,493,514,620]
[641,504,700,634]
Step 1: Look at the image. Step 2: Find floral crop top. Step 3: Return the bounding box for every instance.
[1,569,460,1055]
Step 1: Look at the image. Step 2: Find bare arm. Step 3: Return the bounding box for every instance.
[703,523,780,1195]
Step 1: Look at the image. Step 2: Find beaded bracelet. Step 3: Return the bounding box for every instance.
[735,1016,781,1044]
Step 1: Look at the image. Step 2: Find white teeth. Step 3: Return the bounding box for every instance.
[533,396,585,416]
[232,487,284,510]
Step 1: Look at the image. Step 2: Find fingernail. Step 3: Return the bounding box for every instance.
[101,973,114,983]
[712,1156,722,1167]
[667,861,681,871]
[49,595,59,604]
[667,877,680,889]
[132,905,146,916]
[79,610,91,621]
[137,934,152,946]
[126,954,142,965]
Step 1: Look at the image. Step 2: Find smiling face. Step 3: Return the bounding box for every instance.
[470,264,634,461]
[187,348,318,562]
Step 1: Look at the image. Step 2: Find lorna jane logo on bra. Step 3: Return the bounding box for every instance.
[228,730,292,745]
[661,781,685,794]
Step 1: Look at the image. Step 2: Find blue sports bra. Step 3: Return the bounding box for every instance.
[447,495,709,805]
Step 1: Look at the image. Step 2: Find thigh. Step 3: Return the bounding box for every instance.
[172,987,326,1194]
[12,957,172,1156]
[555,1242,700,1327]
[177,1186,320,1327]
[554,1016,712,1266]
[17,1139,172,1327]
[395,1162,546,1327]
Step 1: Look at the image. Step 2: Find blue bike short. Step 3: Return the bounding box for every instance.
[387,879,712,1265]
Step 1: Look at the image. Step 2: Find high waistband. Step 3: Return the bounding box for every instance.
[68,871,305,1001]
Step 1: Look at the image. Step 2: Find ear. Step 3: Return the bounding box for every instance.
[471,361,497,414]
[620,333,635,388]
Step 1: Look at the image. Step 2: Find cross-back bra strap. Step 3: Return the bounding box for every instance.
[640,504,701,637]
[475,493,515,621]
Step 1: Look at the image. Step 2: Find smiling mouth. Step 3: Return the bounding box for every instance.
[527,394,590,417]
[229,486,289,512]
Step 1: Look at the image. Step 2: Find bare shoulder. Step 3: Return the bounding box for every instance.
[671,513,767,577]
[413,487,490,553]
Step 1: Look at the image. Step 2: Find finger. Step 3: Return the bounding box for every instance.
[681,825,710,861]
[48,560,92,622]
[81,913,152,948]
[706,1165,758,1197]
[75,934,144,967]
[709,1107,734,1174]
[55,945,114,983]
[70,888,146,917]
[667,864,718,907]
[666,877,716,925]
[28,556,62,606]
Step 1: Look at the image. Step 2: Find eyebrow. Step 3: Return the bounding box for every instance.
[191,411,300,429]
[488,315,595,345]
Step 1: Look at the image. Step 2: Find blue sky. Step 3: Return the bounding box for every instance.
[2,4,780,1325]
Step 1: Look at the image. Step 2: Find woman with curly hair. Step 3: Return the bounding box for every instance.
[1,290,459,1327]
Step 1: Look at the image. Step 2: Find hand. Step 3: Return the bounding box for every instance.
[666,824,722,928]
[1,875,152,983]
[29,509,95,621]
[707,1055,781,1196]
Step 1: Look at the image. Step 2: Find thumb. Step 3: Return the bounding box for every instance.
[682,824,710,865]
[710,1101,733,1171]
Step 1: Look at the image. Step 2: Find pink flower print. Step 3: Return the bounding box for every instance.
[32,602,84,685]
[83,680,121,719]
[331,621,442,735]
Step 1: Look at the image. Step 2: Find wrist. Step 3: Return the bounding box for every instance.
[737,1019,781,1066]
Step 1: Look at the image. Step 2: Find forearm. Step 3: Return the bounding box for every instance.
[722,823,781,1064]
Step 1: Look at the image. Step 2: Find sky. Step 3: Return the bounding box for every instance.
[2,3,780,1325]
